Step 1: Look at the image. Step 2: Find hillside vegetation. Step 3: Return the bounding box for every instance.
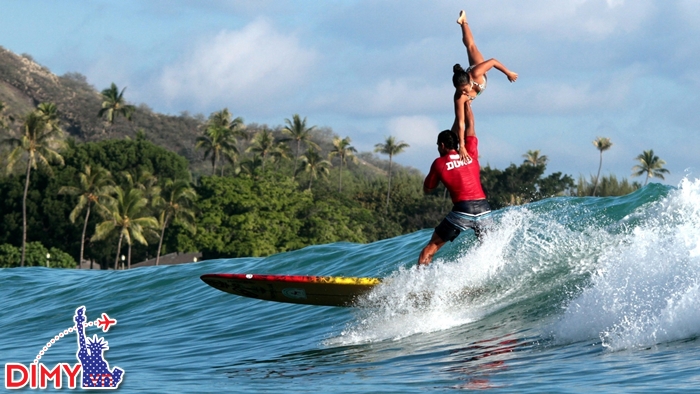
[0,47,202,162]
[0,46,581,268]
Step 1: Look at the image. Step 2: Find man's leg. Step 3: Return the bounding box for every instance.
[418,231,447,266]
[472,215,493,243]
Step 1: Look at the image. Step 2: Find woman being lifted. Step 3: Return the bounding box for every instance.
[452,9,518,162]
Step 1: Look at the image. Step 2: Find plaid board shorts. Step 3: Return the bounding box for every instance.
[435,199,492,242]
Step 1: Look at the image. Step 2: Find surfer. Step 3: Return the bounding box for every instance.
[453,8,518,162]
[418,104,491,266]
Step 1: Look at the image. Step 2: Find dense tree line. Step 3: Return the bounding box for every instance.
[0,96,669,269]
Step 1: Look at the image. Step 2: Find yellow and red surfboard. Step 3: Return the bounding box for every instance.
[200,273,382,307]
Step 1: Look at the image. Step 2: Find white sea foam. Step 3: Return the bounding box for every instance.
[551,178,700,351]
[325,214,518,345]
[330,179,700,348]
[328,205,600,345]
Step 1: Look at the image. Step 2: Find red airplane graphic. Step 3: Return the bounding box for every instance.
[96,313,117,332]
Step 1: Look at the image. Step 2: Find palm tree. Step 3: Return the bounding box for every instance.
[36,102,60,125]
[270,141,291,170]
[632,149,669,186]
[195,112,241,176]
[300,147,332,190]
[204,109,245,176]
[282,114,319,179]
[3,106,65,266]
[58,165,115,269]
[329,136,357,193]
[98,83,136,124]
[153,179,197,266]
[121,169,160,201]
[239,154,264,177]
[523,149,548,166]
[221,147,240,176]
[592,137,613,196]
[209,108,245,135]
[195,129,233,175]
[374,136,409,211]
[91,186,159,270]
[246,129,277,171]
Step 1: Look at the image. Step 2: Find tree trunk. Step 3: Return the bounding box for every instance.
[155,214,170,266]
[114,232,124,270]
[338,158,343,193]
[79,204,92,269]
[293,140,301,180]
[20,158,32,267]
[592,151,603,196]
[385,156,393,213]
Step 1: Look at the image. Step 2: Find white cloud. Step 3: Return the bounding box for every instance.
[12,0,692,186]
[678,0,700,30]
[318,78,448,117]
[159,18,318,113]
[82,38,139,95]
[606,0,626,7]
[479,0,652,39]
[474,65,640,116]
[386,115,440,147]
[384,116,441,172]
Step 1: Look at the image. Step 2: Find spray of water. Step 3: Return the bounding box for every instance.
[330,179,700,349]
[551,178,700,351]
[328,200,609,345]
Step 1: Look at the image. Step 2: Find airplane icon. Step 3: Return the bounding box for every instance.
[96,313,117,332]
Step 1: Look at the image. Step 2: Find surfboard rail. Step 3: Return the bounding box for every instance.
[200,273,382,307]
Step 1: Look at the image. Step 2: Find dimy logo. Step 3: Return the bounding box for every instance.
[4,306,124,390]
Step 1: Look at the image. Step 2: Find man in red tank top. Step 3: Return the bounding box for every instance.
[418,126,491,265]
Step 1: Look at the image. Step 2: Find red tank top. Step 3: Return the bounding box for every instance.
[423,136,486,202]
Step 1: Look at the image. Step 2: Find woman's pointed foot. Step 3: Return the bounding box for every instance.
[456,10,467,25]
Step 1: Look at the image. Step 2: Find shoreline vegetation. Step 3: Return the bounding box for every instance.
[0,47,669,270]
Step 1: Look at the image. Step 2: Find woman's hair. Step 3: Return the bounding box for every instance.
[437,130,459,150]
[452,64,470,88]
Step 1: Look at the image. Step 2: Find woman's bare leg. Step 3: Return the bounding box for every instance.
[457,10,485,67]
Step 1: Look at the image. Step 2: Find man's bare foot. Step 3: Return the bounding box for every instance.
[457,10,467,25]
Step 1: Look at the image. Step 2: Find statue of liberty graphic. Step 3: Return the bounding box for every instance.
[74,306,124,388]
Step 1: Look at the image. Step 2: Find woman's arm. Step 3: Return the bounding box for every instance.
[454,94,472,162]
[471,58,518,82]
[465,100,475,137]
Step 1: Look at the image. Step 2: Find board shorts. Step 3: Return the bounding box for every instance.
[435,199,492,242]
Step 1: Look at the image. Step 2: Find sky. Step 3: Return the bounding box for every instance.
[1,0,699,186]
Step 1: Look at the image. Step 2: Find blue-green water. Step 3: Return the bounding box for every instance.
[3,180,700,392]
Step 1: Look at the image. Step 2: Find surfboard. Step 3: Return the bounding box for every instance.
[200,273,382,307]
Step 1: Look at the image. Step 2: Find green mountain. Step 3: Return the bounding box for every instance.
[0,46,201,162]
[0,46,401,177]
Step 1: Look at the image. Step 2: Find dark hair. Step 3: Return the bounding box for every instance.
[452,63,470,88]
[437,130,459,150]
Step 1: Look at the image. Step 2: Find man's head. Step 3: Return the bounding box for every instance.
[437,130,459,156]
